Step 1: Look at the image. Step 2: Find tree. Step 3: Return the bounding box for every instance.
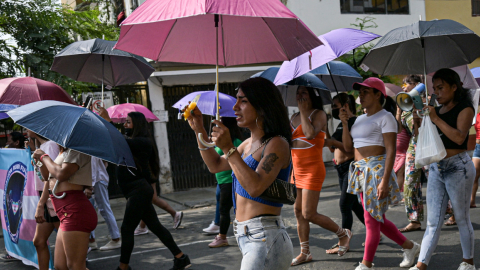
[0,0,120,93]
[338,16,393,83]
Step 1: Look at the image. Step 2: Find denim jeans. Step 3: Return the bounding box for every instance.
[90,181,121,239]
[234,216,293,270]
[418,152,475,265]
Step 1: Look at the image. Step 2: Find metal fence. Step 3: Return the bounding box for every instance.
[163,83,239,191]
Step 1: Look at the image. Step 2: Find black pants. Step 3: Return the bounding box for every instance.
[335,160,365,230]
[219,183,233,235]
[120,180,181,264]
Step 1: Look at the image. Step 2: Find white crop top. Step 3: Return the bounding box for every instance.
[350,109,397,148]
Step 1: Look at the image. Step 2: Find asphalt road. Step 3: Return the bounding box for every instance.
[2,184,480,270]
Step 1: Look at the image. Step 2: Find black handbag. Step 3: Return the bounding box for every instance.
[258,138,297,205]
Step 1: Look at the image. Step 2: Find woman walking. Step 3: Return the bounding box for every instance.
[410,69,476,270]
[207,117,243,248]
[187,77,293,270]
[397,75,424,232]
[290,86,353,265]
[324,93,365,255]
[32,146,96,270]
[98,109,190,270]
[341,77,420,269]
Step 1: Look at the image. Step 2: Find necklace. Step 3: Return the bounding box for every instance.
[246,136,288,157]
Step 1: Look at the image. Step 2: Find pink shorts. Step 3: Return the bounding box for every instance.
[50,190,97,233]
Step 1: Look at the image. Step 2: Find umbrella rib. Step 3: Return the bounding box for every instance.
[156,19,178,61]
[221,15,227,67]
[261,18,289,60]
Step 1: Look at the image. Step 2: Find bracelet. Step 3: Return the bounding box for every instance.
[225,147,237,160]
[40,154,49,162]
[198,147,209,151]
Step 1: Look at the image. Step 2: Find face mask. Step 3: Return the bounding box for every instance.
[332,108,340,120]
[125,128,133,137]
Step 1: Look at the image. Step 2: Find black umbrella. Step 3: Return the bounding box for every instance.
[51,38,154,102]
[361,19,480,76]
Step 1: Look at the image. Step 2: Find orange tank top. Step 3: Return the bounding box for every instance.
[290,110,325,150]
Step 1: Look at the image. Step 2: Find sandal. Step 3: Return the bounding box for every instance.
[399,223,421,233]
[291,241,313,266]
[326,243,339,254]
[444,217,456,226]
[336,228,352,257]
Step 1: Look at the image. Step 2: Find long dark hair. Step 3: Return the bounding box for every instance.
[128,112,160,179]
[222,117,244,142]
[333,93,356,114]
[432,68,472,105]
[373,90,396,117]
[238,77,292,145]
[302,86,324,111]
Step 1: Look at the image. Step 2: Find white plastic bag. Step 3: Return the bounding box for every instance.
[415,113,446,169]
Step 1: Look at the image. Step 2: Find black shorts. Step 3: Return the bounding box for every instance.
[38,191,60,223]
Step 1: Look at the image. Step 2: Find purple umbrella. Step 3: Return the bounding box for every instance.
[472,67,480,86]
[172,91,236,118]
[274,28,380,85]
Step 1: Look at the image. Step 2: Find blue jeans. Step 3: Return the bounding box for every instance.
[418,152,475,265]
[234,216,293,270]
[214,184,220,225]
[90,181,121,239]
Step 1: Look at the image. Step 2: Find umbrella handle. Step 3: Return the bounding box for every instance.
[198,133,215,148]
[52,180,66,199]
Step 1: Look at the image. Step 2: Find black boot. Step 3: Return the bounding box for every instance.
[170,254,191,270]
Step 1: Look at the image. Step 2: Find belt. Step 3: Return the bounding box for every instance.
[233,216,284,237]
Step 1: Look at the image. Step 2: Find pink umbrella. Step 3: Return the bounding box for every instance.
[274,28,380,85]
[107,103,159,123]
[385,83,403,97]
[115,0,322,147]
[0,77,77,105]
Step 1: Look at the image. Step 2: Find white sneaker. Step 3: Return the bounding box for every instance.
[134,225,149,235]
[203,221,220,235]
[408,267,420,270]
[355,262,373,269]
[399,241,420,268]
[173,211,183,229]
[99,240,122,251]
[457,262,476,270]
[88,241,98,250]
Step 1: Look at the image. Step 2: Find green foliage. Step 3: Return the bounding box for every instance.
[338,16,393,84]
[0,0,119,93]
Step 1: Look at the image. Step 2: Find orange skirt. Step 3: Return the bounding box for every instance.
[291,148,326,191]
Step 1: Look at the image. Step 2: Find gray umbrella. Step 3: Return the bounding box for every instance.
[361,19,480,76]
[51,38,154,101]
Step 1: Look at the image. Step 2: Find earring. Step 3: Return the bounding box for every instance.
[256,117,261,129]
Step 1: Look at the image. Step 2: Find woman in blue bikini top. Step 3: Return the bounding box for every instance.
[187,77,293,270]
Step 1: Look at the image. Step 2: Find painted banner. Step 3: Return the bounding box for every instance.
[82,91,114,113]
[0,148,53,269]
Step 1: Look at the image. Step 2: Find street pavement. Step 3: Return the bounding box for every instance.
[2,163,480,270]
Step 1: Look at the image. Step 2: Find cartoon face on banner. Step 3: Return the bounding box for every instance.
[3,162,27,244]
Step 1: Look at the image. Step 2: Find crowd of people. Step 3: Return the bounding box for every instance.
[1,67,478,270]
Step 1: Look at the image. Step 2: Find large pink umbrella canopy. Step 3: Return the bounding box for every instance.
[107,103,159,123]
[114,0,322,66]
[0,77,77,105]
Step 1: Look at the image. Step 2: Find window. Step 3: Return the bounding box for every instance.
[341,0,409,14]
[473,0,480,16]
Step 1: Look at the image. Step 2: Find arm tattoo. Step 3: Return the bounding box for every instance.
[261,153,279,174]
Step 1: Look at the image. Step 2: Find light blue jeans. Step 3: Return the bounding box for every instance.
[418,152,475,265]
[234,216,293,270]
[90,181,121,239]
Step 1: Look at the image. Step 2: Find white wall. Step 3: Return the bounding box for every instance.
[287,0,426,37]
[147,78,174,194]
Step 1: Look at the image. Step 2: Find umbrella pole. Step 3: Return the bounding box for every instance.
[102,54,105,105]
[326,62,339,94]
[215,14,220,121]
[421,39,429,105]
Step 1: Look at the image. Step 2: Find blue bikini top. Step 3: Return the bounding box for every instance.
[232,151,292,210]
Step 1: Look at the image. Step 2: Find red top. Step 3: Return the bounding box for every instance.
[475,113,480,140]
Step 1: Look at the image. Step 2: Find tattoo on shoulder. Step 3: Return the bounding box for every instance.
[261,153,279,174]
